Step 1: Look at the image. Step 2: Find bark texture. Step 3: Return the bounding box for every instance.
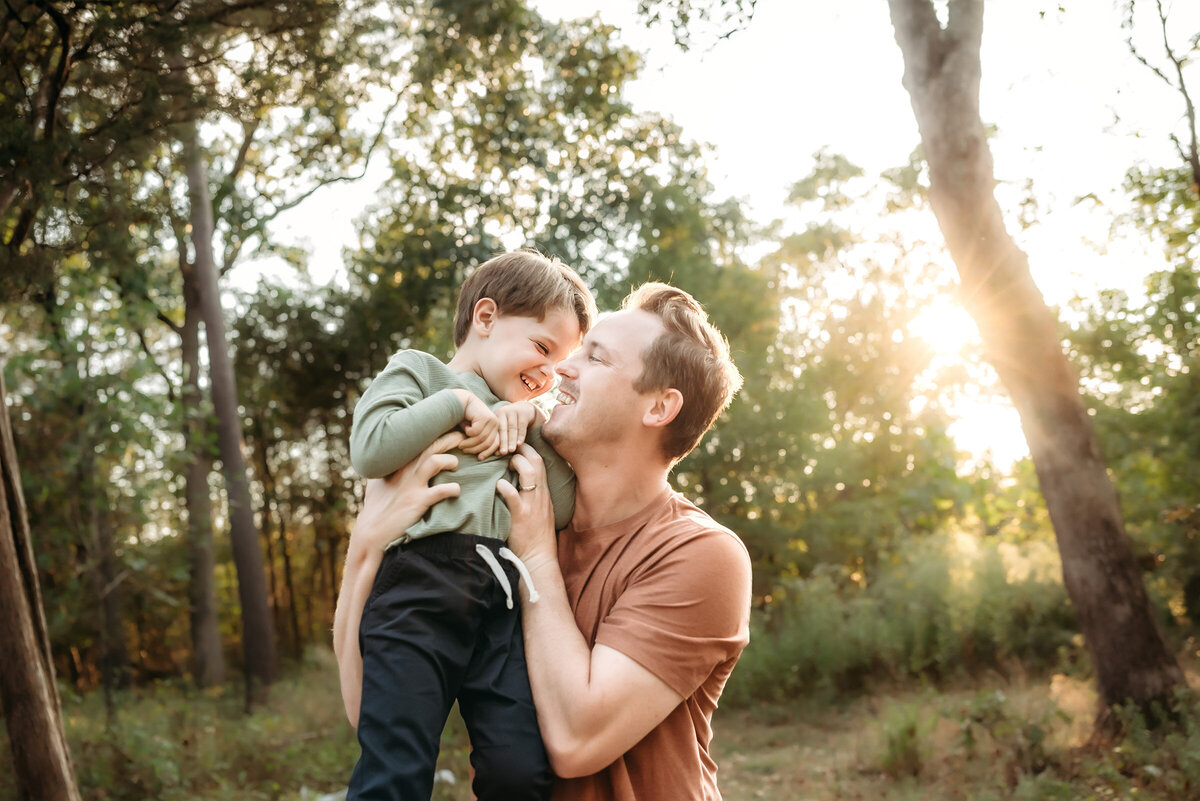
[181,120,278,702]
[181,260,226,687]
[887,0,1185,717]
[0,371,82,801]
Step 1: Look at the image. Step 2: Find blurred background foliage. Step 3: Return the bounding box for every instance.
[2,0,1199,797]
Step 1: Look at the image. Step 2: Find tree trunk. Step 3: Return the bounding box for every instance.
[96,507,129,691]
[181,261,226,688]
[278,501,303,658]
[180,120,278,704]
[0,370,83,801]
[253,417,303,659]
[322,416,346,620]
[887,0,1185,721]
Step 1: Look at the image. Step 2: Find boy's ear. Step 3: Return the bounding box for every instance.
[472,298,499,336]
[642,388,683,430]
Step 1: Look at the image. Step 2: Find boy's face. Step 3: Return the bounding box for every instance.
[477,306,582,403]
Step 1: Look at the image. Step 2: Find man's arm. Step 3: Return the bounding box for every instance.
[497,447,685,778]
[505,543,685,777]
[333,432,463,727]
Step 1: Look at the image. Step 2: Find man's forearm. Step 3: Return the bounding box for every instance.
[518,553,603,773]
[519,550,687,779]
[332,538,385,728]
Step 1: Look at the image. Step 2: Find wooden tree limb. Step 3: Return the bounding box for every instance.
[1151,0,1200,190]
[28,0,71,140]
[946,0,982,48]
[0,370,82,801]
[888,0,1186,724]
[888,0,947,88]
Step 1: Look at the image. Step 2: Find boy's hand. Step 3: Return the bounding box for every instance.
[455,389,500,457]
[496,401,544,456]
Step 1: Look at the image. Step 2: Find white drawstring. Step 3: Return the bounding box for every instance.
[474,543,540,609]
[475,545,515,609]
[499,547,539,604]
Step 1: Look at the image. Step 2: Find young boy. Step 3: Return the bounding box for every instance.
[345,250,595,801]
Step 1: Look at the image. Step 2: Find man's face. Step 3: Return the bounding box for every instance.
[542,308,664,458]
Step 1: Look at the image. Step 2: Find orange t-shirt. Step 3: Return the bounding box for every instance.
[552,488,752,801]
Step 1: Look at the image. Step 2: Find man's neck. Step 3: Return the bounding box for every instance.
[569,453,672,531]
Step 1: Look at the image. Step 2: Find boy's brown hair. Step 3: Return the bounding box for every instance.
[453,249,597,346]
[624,282,743,463]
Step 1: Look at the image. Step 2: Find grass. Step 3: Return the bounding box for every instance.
[3,648,1200,801]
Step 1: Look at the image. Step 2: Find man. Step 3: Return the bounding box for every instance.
[337,282,752,800]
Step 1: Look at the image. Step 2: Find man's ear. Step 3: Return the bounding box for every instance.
[472,298,499,336]
[643,388,683,430]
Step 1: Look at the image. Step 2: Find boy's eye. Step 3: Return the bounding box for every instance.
[535,342,549,355]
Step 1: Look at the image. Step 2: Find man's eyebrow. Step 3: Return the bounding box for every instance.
[587,340,615,360]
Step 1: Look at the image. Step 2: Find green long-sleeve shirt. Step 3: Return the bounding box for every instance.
[349,349,575,546]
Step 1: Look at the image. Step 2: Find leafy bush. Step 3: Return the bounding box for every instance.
[0,648,470,801]
[725,530,1078,705]
[876,699,935,778]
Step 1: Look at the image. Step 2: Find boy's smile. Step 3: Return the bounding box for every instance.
[476,306,582,403]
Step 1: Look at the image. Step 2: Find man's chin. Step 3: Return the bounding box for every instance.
[542,407,570,445]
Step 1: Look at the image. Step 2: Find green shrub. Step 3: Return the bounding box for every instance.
[876,699,934,778]
[725,530,1078,705]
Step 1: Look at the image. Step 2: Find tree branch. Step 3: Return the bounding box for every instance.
[28,0,71,140]
[946,0,983,51]
[134,325,177,403]
[887,0,947,91]
[1154,0,1200,190]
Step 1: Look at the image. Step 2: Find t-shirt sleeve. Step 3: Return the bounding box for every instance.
[593,528,751,699]
[349,352,465,478]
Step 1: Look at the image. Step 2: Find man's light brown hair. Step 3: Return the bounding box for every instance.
[453,249,597,347]
[624,282,743,463]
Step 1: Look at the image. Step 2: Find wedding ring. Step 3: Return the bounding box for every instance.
[519,484,537,492]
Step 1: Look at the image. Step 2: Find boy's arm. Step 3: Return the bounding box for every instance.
[527,425,575,531]
[349,354,467,478]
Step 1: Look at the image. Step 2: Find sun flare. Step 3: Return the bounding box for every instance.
[908,297,980,357]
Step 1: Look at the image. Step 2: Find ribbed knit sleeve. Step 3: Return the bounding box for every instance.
[349,351,466,479]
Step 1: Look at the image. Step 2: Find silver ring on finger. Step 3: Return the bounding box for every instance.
[519,484,537,492]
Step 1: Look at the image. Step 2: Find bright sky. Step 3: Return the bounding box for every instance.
[266,0,1195,470]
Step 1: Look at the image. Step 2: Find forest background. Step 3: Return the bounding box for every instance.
[3,1,1200,799]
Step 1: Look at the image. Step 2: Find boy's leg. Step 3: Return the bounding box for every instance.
[348,544,481,801]
[458,556,553,801]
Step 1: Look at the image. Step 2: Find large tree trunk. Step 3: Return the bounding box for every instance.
[0,371,82,801]
[181,261,226,688]
[887,0,1185,721]
[180,120,278,705]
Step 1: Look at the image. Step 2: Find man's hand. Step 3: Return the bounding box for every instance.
[496,443,558,570]
[333,431,464,727]
[455,389,500,458]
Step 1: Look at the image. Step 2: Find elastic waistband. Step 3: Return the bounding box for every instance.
[397,532,505,559]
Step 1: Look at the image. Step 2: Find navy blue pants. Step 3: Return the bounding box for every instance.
[347,533,552,801]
